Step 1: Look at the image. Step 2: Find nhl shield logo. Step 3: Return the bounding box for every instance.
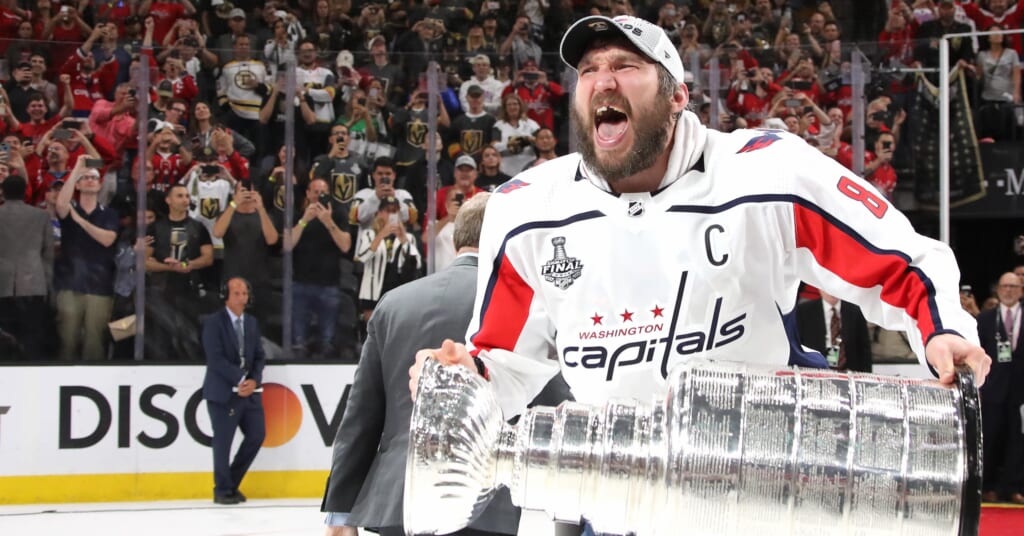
[541,237,583,290]
[627,200,644,217]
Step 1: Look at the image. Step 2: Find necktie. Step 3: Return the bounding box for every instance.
[830,306,846,370]
[234,317,246,371]
[1005,308,1015,351]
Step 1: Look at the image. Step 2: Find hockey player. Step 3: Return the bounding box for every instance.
[408,16,991,416]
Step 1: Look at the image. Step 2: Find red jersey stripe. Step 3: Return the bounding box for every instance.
[793,203,938,345]
[470,255,535,356]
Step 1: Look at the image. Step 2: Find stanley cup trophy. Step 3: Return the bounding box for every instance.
[405,358,981,536]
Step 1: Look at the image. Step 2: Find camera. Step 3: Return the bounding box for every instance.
[522,72,539,82]
[62,120,79,130]
[379,177,391,186]
[960,285,973,295]
[786,80,812,91]
[200,164,221,176]
[356,97,367,106]
[52,129,72,141]
[84,158,105,168]
[784,98,802,108]
[881,140,893,150]
[318,193,331,208]
[454,192,464,205]
[127,89,136,97]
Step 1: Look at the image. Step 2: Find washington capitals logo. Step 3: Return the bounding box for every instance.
[495,178,529,194]
[736,131,783,154]
[541,237,584,290]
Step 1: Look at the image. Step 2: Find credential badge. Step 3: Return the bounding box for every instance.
[541,237,583,290]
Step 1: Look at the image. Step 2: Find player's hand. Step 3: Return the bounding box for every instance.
[924,333,991,388]
[409,339,476,401]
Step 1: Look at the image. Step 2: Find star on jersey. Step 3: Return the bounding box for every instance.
[651,305,664,318]
[591,313,603,326]
[620,310,634,322]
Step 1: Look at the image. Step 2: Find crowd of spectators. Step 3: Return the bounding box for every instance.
[0,0,1020,361]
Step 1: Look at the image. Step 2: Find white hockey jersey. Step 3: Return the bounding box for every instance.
[185,172,233,250]
[467,111,977,418]
[217,60,269,121]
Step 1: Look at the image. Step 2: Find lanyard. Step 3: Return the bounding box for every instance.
[997,306,1020,342]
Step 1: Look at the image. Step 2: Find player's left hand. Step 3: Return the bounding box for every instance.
[924,333,991,387]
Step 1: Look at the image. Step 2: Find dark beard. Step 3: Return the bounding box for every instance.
[571,95,674,185]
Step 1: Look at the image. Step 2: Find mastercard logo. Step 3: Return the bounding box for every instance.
[261,383,302,448]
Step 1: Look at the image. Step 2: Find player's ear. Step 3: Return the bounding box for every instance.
[672,83,689,115]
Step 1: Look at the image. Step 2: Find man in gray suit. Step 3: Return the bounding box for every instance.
[321,192,571,536]
[0,176,54,359]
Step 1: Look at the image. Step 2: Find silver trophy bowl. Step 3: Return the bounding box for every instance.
[405,358,981,536]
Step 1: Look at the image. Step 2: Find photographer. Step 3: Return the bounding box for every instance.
[89,83,139,160]
[393,18,444,88]
[499,15,542,72]
[141,122,192,192]
[310,124,364,214]
[354,196,420,324]
[727,66,782,127]
[389,87,450,216]
[434,155,484,222]
[54,159,119,361]
[288,178,353,359]
[212,181,279,326]
[501,58,563,131]
[492,93,539,176]
[837,131,897,199]
[351,157,415,235]
[183,154,236,253]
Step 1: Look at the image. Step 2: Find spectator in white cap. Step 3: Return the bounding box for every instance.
[408,13,992,464]
[458,54,506,116]
[434,154,483,222]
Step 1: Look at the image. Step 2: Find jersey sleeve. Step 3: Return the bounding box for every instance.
[464,191,560,419]
[781,136,978,362]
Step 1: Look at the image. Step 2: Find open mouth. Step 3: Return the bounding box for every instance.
[594,105,629,148]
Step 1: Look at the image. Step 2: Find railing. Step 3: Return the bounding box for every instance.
[0,33,1017,362]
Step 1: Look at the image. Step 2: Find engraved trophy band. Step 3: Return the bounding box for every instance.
[404,358,981,536]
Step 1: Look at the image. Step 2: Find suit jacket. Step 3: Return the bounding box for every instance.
[0,200,53,298]
[201,308,266,404]
[795,299,873,373]
[321,254,572,533]
[976,305,1024,403]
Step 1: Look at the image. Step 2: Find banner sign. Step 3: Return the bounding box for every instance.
[0,364,356,476]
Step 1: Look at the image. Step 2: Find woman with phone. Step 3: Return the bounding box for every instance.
[188,102,256,159]
[492,93,539,176]
[354,196,421,323]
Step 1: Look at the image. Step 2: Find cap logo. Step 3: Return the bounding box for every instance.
[588,21,608,31]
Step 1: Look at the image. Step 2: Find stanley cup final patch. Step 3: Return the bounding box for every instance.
[542,237,584,290]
